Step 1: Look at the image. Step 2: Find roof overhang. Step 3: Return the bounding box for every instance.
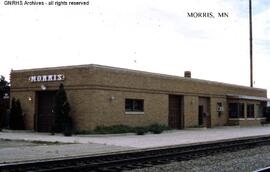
[227,94,268,101]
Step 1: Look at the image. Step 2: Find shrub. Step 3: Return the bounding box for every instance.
[10,98,24,130]
[74,129,93,135]
[135,127,147,135]
[93,125,135,134]
[64,116,73,136]
[148,123,169,134]
[53,84,72,136]
[75,124,171,135]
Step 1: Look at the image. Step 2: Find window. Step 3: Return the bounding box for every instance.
[229,103,238,118]
[239,103,244,118]
[229,103,244,118]
[256,104,263,118]
[125,99,144,112]
[247,104,254,118]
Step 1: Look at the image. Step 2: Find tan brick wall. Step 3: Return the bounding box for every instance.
[88,90,168,130]
[239,119,261,126]
[66,90,93,130]
[9,64,268,130]
[210,97,228,126]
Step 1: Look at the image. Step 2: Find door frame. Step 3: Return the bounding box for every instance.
[168,95,184,129]
[36,91,57,132]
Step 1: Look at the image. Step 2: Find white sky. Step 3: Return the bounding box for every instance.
[0,0,269,97]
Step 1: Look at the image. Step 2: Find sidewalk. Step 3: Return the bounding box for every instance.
[1,125,270,164]
[2,125,270,148]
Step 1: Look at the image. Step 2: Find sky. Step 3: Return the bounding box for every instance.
[0,0,269,97]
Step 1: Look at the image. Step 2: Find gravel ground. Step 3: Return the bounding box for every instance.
[127,145,270,172]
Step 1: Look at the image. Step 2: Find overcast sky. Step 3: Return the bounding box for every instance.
[0,0,269,97]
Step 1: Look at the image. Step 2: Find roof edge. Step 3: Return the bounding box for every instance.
[10,64,267,92]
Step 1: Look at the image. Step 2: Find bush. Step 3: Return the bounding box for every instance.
[148,123,169,134]
[74,129,93,135]
[135,127,147,135]
[94,125,135,134]
[75,124,170,135]
[64,116,73,136]
[53,84,72,136]
[10,98,24,130]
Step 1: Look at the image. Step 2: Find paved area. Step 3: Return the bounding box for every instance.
[1,125,270,164]
[75,125,270,148]
[0,139,43,149]
[0,142,134,164]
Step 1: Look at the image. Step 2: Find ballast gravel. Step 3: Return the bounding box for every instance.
[127,145,270,172]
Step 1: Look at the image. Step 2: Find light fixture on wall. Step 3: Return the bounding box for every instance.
[110,96,115,101]
[28,97,32,101]
[41,84,46,90]
[3,93,9,100]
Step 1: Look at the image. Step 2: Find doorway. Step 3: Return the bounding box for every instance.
[198,97,211,128]
[37,91,56,132]
[168,95,183,129]
[199,105,203,126]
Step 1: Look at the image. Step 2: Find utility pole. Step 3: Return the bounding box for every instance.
[249,0,253,87]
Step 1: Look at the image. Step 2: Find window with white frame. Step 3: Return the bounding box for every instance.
[125,99,144,112]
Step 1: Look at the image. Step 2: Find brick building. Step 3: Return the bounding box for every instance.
[10,64,268,132]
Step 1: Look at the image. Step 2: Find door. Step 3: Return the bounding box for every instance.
[199,105,203,126]
[198,97,211,128]
[168,95,183,129]
[37,91,56,132]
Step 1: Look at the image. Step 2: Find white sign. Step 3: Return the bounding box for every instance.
[29,74,65,82]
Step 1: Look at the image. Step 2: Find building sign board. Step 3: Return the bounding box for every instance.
[29,74,65,82]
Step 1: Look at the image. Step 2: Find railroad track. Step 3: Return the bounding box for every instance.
[1,135,270,172]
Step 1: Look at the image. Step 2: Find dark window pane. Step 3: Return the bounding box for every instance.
[239,103,244,118]
[229,103,238,118]
[125,99,144,112]
[133,100,144,112]
[125,99,133,112]
[247,104,254,118]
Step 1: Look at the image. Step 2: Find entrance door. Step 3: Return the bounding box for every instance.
[168,95,183,129]
[198,97,211,128]
[199,105,203,126]
[37,91,56,132]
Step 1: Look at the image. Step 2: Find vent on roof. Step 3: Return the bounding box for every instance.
[184,71,191,78]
